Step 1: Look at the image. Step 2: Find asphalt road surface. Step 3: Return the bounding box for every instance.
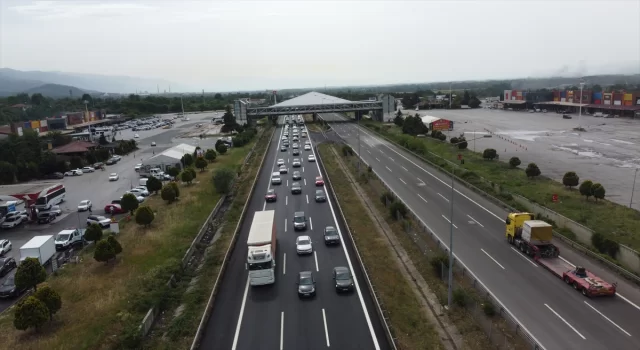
[321,113,640,350]
[198,118,390,350]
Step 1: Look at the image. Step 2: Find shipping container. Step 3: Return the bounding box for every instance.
[504,90,512,101]
[560,91,566,98]
[40,119,47,127]
[23,122,31,129]
[634,93,640,105]
[30,120,40,129]
[603,93,612,105]
[624,94,633,106]
[516,91,523,97]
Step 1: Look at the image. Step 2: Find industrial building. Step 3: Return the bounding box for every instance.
[139,143,196,173]
[420,115,454,131]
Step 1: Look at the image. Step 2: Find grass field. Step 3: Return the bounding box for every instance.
[0,132,263,350]
[364,122,640,251]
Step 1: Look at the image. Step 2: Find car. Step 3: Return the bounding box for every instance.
[291,182,302,194]
[292,159,301,168]
[296,235,313,255]
[109,173,119,181]
[292,171,302,180]
[315,189,326,202]
[277,159,285,166]
[82,166,95,173]
[0,257,17,277]
[333,266,354,292]
[292,137,299,142]
[151,141,157,146]
[279,165,288,174]
[282,136,288,141]
[122,193,145,203]
[265,189,277,202]
[315,176,324,186]
[128,188,148,197]
[78,200,92,211]
[65,169,83,176]
[304,144,311,151]
[135,163,142,172]
[40,205,61,216]
[87,215,112,228]
[106,158,117,165]
[271,172,282,185]
[134,134,140,138]
[131,187,149,196]
[1,216,23,229]
[324,226,340,245]
[292,143,299,149]
[308,154,316,162]
[0,240,12,256]
[293,211,306,231]
[305,140,311,145]
[37,212,56,224]
[292,149,300,156]
[0,272,27,298]
[280,146,287,152]
[104,204,125,214]
[297,271,316,298]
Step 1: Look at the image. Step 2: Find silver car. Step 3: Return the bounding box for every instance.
[291,182,302,194]
[297,271,316,298]
[292,171,302,180]
[296,235,313,255]
[292,159,301,168]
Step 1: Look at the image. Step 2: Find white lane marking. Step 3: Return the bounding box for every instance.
[438,193,449,202]
[303,166,305,173]
[511,247,539,267]
[481,248,505,269]
[304,178,307,186]
[263,202,266,211]
[287,179,289,187]
[380,149,385,154]
[417,194,428,203]
[385,166,392,172]
[322,308,331,347]
[288,158,290,163]
[306,195,309,204]
[402,166,408,171]
[367,150,371,154]
[389,157,394,162]
[309,217,313,230]
[467,214,484,227]
[441,215,458,229]
[583,301,631,336]
[399,178,406,185]
[286,196,288,206]
[544,304,586,340]
[284,218,287,232]
[376,157,381,162]
[231,277,250,350]
[280,311,285,350]
[283,253,287,275]
[314,251,319,272]
[417,177,424,184]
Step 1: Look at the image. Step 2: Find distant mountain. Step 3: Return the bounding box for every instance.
[23,84,92,98]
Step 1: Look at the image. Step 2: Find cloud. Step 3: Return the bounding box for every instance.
[9,1,152,20]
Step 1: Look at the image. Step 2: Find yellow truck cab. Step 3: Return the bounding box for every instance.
[505,212,535,243]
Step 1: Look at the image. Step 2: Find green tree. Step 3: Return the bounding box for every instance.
[94,239,116,263]
[81,93,93,104]
[135,206,155,226]
[187,167,197,179]
[195,157,208,171]
[70,156,83,169]
[30,93,45,106]
[0,161,17,184]
[169,181,180,197]
[525,163,541,178]
[84,223,103,242]
[469,97,481,108]
[462,90,471,105]
[216,142,228,155]
[107,235,123,255]
[222,104,236,130]
[146,176,162,194]
[180,170,194,184]
[205,149,217,162]
[393,111,404,127]
[482,148,497,160]
[15,258,46,292]
[579,180,594,200]
[562,171,580,189]
[99,134,108,145]
[181,153,194,167]
[120,193,139,215]
[509,157,521,168]
[13,296,48,331]
[212,167,236,194]
[166,166,180,178]
[33,285,62,320]
[591,183,606,201]
[161,185,177,203]
[457,137,468,149]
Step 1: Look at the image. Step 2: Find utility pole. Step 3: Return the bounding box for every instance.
[578,82,585,128]
[631,168,639,208]
[449,82,452,109]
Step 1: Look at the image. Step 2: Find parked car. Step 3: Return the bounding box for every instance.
[0,272,27,298]
[37,212,56,224]
[134,163,142,172]
[0,257,17,277]
[82,166,95,173]
[122,193,145,203]
[87,215,112,228]
[65,169,83,176]
[45,172,64,179]
[0,240,12,256]
[1,216,23,229]
[151,141,156,146]
[104,204,125,214]
[40,205,61,216]
[78,200,92,211]
[131,187,149,196]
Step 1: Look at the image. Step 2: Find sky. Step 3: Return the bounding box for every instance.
[1,0,639,92]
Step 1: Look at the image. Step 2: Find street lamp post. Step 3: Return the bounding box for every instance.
[578,82,585,127]
[631,168,639,208]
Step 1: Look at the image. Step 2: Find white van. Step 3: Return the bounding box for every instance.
[140,178,148,187]
[271,172,282,185]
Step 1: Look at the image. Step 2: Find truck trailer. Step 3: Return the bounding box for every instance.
[506,212,616,297]
[247,210,277,286]
[20,235,56,265]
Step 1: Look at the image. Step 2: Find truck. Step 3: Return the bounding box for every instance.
[247,210,276,286]
[20,235,56,265]
[54,228,86,251]
[506,212,617,297]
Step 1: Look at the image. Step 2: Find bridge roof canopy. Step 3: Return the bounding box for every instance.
[273,92,351,107]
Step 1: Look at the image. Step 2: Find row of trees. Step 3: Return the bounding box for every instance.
[562,172,607,201]
[12,258,62,331]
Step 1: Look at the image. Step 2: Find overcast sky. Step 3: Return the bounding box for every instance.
[1,0,639,91]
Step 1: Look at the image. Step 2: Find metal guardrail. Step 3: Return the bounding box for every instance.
[315,142,398,350]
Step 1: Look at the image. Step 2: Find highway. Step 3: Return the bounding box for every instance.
[198,117,390,350]
[321,112,640,350]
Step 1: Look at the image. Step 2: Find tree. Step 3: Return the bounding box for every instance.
[13,296,48,331]
[591,183,606,201]
[161,185,177,203]
[205,149,217,162]
[94,239,116,263]
[81,93,93,104]
[509,157,521,168]
[84,223,103,243]
[15,258,46,292]
[30,93,45,106]
[393,111,404,127]
[222,104,236,128]
[99,134,108,145]
[33,285,62,320]
[469,97,481,108]
[188,167,196,179]
[457,137,468,150]
[135,206,155,226]
[462,90,471,105]
[195,157,208,171]
[181,153,194,167]
[170,181,180,197]
[562,171,580,189]
[216,142,228,155]
[120,193,139,214]
[107,235,123,255]
[146,176,162,194]
[180,170,194,184]
[70,156,83,169]
[212,167,236,194]
[579,180,594,200]
[525,163,541,178]
[166,166,180,178]
[482,148,497,160]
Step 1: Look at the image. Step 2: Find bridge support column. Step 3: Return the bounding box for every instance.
[354,110,362,121]
[312,113,318,122]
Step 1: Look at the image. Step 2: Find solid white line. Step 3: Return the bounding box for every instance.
[616,293,640,312]
[314,251,319,272]
[399,178,406,185]
[544,304,586,340]
[441,215,458,229]
[284,218,287,232]
[283,253,286,275]
[385,166,392,172]
[417,194,428,203]
[286,196,288,206]
[467,214,484,227]
[231,277,250,350]
[402,166,408,171]
[262,202,266,211]
[280,311,285,350]
[376,157,381,162]
[583,301,631,336]
[510,247,539,267]
[322,308,331,347]
[306,195,309,204]
[481,248,505,269]
[309,217,313,230]
[438,193,449,202]
[388,157,394,162]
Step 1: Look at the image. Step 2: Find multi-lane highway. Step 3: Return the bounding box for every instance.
[199,117,390,350]
[322,112,640,350]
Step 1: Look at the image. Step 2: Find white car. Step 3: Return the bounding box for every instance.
[77,200,92,212]
[129,188,149,197]
[134,164,142,172]
[109,173,119,181]
[134,134,140,138]
[122,193,145,203]
[277,159,285,166]
[304,144,311,151]
[65,169,83,176]
[1,216,23,229]
[151,141,156,146]
[82,167,95,173]
[0,239,12,255]
[292,159,301,168]
[87,215,112,228]
[296,235,313,255]
[279,165,288,174]
[308,154,316,162]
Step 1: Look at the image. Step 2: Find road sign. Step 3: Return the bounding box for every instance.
[552,194,558,202]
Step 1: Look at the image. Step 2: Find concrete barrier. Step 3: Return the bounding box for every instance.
[181,197,225,269]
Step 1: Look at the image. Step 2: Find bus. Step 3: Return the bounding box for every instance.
[34,184,66,210]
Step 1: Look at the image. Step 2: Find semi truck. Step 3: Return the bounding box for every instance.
[20,235,56,265]
[247,210,276,286]
[506,212,616,297]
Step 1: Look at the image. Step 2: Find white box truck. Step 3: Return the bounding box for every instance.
[20,235,56,265]
[247,210,277,286]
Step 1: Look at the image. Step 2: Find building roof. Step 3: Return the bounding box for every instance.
[145,143,196,165]
[420,115,443,124]
[273,92,351,107]
[586,104,640,111]
[52,141,96,154]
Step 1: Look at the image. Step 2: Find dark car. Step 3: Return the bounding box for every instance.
[106,158,117,165]
[45,172,64,179]
[265,189,277,202]
[0,272,27,298]
[315,189,326,202]
[292,149,300,156]
[292,171,302,180]
[37,212,56,224]
[280,146,287,152]
[324,226,340,245]
[297,271,316,298]
[333,266,354,292]
[291,182,302,194]
[0,257,17,277]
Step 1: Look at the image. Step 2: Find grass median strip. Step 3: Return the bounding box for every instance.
[0,131,264,350]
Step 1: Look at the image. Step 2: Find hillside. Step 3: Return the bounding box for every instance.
[23,84,91,98]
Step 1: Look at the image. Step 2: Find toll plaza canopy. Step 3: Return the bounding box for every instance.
[247,91,383,117]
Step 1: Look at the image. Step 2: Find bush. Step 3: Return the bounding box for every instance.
[450,137,459,144]
[146,176,162,194]
[525,163,541,178]
[591,232,619,258]
[482,300,496,317]
[169,182,180,198]
[456,137,468,149]
[135,206,155,226]
[13,296,48,331]
[579,180,593,200]
[107,235,123,255]
[437,133,446,141]
[84,223,103,242]
[188,167,197,179]
[509,157,521,168]
[33,285,62,320]
[180,170,194,184]
[94,239,116,263]
[482,148,497,160]
[166,166,180,178]
[379,191,395,206]
[216,142,228,155]
[430,254,449,278]
[181,154,194,167]
[204,149,217,162]
[161,185,177,203]
[591,183,605,201]
[195,157,208,171]
[120,193,139,214]
[562,171,580,189]
[15,257,46,292]
[452,288,469,308]
[212,167,236,194]
[342,145,354,156]
[389,201,408,220]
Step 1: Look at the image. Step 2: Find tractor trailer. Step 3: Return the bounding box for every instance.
[506,212,616,297]
[247,210,277,286]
